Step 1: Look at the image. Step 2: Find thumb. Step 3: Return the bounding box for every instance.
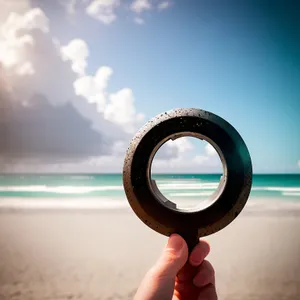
[134,234,188,300]
[155,234,189,278]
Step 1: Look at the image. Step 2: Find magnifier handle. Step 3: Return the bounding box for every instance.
[179,231,199,253]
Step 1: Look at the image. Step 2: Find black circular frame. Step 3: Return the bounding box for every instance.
[123,108,252,251]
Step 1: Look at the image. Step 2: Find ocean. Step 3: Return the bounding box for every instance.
[0,174,299,211]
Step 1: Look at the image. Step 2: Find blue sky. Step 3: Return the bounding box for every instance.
[1,0,299,173]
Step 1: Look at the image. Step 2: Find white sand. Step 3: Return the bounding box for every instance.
[0,208,299,300]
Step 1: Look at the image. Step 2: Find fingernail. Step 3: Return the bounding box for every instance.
[167,234,184,252]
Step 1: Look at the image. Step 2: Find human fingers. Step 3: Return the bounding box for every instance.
[197,283,218,300]
[189,239,210,267]
[134,234,188,300]
[193,260,215,288]
[176,240,210,282]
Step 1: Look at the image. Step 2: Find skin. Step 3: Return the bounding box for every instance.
[134,234,217,300]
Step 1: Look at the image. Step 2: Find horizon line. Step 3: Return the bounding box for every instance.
[0,172,299,175]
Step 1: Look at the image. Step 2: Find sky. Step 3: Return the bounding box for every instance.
[0,0,299,174]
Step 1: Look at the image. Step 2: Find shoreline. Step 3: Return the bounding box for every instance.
[0,196,299,215]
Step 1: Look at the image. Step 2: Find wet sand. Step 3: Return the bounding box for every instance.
[0,208,300,300]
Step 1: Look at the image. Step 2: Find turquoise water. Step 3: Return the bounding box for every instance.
[0,174,299,201]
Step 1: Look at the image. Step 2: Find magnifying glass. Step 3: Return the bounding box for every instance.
[123,108,252,252]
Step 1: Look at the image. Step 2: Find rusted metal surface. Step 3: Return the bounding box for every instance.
[123,108,252,251]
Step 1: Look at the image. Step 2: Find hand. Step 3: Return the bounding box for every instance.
[134,234,217,300]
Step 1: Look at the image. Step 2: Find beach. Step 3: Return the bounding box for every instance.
[1,1,299,298]
[0,205,300,300]
[0,174,299,299]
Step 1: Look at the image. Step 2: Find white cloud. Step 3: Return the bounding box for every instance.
[61,39,89,76]
[168,137,194,153]
[73,66,113,111]
[298,160,300,168]
[0,5,147,174]
[152,138,194,172]
[86,0,120,24]
[192,143,220,168]
[0,0,30,21]
[83,0,169,25]
[134,16,145,24]
[112,141,127,156]
[0,34,34,68]
[151,138,223,173]
[193,155,209,165]
[16,61,35,76]
[158,1,170,11]
[0,8,75,106]
[104,88,145,132]
[0,3,179,173]
[152,153,222,173]
[130,0,151,14]
[0,8,49,71]
[152,153,223,173]
[205,143,218,156]
[73,65,144,133]
[1,8,49,39]
[61,0,78,15]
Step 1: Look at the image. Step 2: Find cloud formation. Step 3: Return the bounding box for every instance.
[0,2,216,173]
[0,0,30,22]
[152,138,222,173]
[55,0,171,25]
[0,93,111,161]
[0,4,181,172]
[129,0,171,23]
[73,66,144,132]
[134,16,145,24]
[130,0,151,14]
[157,1,170,11]
[73,66,113,112]
[61,39,89,76]
[205,143,218,156]
[0,7,49,73]
[193,143,219,166]
[62,0,78,15]
[0,6,141,170]
[86,0,120,24]
[82,0,171,24]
